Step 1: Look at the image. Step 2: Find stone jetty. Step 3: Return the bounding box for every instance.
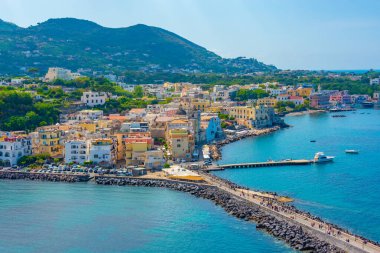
[0,171,90,182]
[95,176,343,253]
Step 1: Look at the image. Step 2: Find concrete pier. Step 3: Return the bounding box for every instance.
[204,159,312,171]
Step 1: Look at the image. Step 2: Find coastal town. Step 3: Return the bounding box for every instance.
[1,67,380,171]
[2,1,380,252]
[1,67,380,253]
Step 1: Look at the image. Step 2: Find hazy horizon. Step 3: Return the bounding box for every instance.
[1,0,380,70]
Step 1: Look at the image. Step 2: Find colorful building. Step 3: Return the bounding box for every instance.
[228,105,277,129]
[310,93,330,109]
[257,97,277,107]
[200,114,223,143]
[167,129,194,161]
[0,136,32,166]
[124,133,153,166]
[33,126,64,158]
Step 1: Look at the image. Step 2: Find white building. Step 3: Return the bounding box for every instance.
[64,139,115,165]
[289,96,304,105]
[370,78,380,85]
[0,136,32,166]
[81,91,108,107]
[64,140,88,164]
[44,67,81,82]
[277,94,290,102]
[120,122,149,132]
[211,90,230,102]
[269,88,287,96]
[118,83,136,92]
[10,78,25,85]
[76,110,104,121]
[88,139,114,165]
[127,108,147,120]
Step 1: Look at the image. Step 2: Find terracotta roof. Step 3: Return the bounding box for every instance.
[129,108,146,114]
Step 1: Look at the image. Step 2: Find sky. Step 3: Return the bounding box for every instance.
[1,0,380,70]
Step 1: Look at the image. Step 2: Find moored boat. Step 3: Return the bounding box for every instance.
[313,152,334,163]
[362,101,374,108]
[345,149,359,154]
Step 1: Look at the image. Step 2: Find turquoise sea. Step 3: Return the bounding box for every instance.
[216,109,380,243]
[0,180,294,253]
[0,109,379,253]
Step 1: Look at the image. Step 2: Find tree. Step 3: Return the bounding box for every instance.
[230,89,269,101]
[27,67,39,77]
[133,85,144,98]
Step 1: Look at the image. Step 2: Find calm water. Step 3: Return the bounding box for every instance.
[216,109,380,242]
[0,180,294,253]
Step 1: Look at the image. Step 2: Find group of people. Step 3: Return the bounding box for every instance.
[200,170,379,250]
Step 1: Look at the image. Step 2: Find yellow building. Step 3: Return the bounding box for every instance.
[192,99,211,112]
[124,134,153,166]
[228,105,275,129]
[79,123,97,133]
[114,132,129,162]
[205,106,223,113]
[181,98,211,112]
[33,126,64,158]
[257,97,277,107]
[296,87,313,97]
[228,106,255,128]
[168,129,194,161]
[288,87,313,97]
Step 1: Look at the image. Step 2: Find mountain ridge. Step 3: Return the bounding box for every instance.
[0,18,276,75]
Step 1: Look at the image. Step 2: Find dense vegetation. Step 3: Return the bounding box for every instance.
[0,78,155,131]
[0,87,60,131]
[17,153,51,167]
[0,18,275,75]
[230,89,269,101]
[275,101,309,113]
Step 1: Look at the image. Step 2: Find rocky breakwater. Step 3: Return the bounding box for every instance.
[210,126,281,160]
[96,176,343,252]
[0,171,90,183]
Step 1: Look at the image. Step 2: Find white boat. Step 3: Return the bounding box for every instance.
[345,149,359,154]
[313,152,335,163]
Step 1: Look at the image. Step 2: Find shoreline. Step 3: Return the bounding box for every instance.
[1,171,379,252]
[210,126,282,160]
[95,176,343,252]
